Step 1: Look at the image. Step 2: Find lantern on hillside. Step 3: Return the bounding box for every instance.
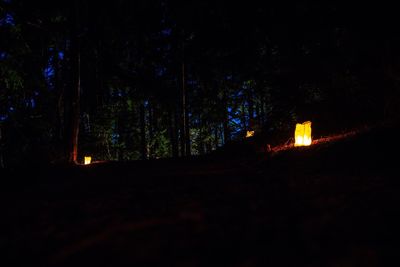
[84,156,92,165]
[294,121,312,146]
[246,130,255,138]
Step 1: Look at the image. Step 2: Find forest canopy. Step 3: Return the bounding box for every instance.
[1,0,398,167]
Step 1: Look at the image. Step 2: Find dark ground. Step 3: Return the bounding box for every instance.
[0,124,399,266]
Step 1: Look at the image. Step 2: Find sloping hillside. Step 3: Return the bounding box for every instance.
[0,124,398,266]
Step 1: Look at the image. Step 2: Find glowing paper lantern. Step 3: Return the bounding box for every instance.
[246,130,255,138]
[84,156,92,165]
[294,121,312,147]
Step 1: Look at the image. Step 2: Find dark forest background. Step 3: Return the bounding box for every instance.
[1,1,400,167]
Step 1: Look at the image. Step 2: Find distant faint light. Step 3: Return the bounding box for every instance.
[156,67,166,76]
[161,28,172,36]
[0,13,15,26]
[0,52,7,60]
[246,130,255,138]
[0,115,8,121]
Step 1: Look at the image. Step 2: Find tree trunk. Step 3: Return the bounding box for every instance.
[214,126,219,149]
[247,91,254,122]
[206,126,212,153]
[68,35,81,164]
[180,34,191,157]
[67,1,81,164]
[0,126,4,168]
[169,109,179,158]
[184,94,191,156]
[180,60,186,157]
[140,101,147,160]
[248,89,254,124]
[54,43,66,156]
[197,115,205,155]
[255,101,261,126]
[260,96,266,127]
[223,91,230,144]
[174,108,181,157]
[148,102,154,158]
[242,104,247,131]
[95,40,104,107]
[117,118,124,161]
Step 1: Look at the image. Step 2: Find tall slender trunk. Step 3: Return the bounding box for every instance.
[0,126,4,168]
[117,118,124,161]
[260,96,266,126]
[247,86,254,132]
[242,102,248,131]
[68,35,81,164]
[223,91,230,143]
[184,95,191,156]
[95,40,104,107]
[67,1,81,164]
[223,118,230,143]
[140,102,147,160]
[148,102,154,158]
[181,59,186,157]
[169,109,179,158]
[214,126,219,149]
[248,90,254,124]
[180,34,191,157]
[255,101,261,126]
[206,126,212,153]
[198,115,205,155]
[175,107,181,157]
[54,43,65,147]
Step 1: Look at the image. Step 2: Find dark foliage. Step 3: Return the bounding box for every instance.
[1,1,399,166]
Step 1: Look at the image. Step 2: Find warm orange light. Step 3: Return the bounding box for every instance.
[84,156,92,165]
[246,130,255,138]
[294,121,312,146]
